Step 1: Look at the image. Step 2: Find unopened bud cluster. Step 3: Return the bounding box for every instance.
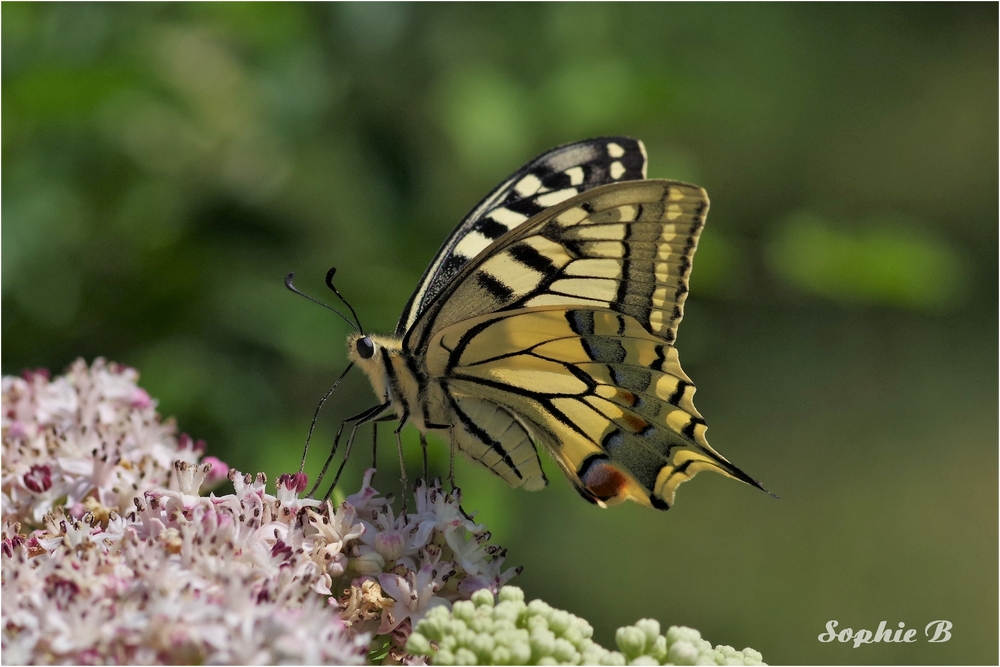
[407,586,766,666]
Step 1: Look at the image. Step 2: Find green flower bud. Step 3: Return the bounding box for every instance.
[551,637,577,663]
[434,649,455,665]
[447,618,469,636]
[526,614,549,632]
[634,619,661,645]
[574,619,595,641]
[696,653,721,666]
[453,600,476,622]
[599,651,627,666]
[630,656,659,666]
[493,601,521,624]
[527,599,552,617]
[616,626,647,659]
[562,626,583,648]
[498,586,525,604]
[471,588,495,608]
[454,647,479,665]
[530,628,556,658]
[470,615,494,634]
[649,634,668,662]
[406,632,432,656]
[507,638,533,664]
[353,550,385,575]
[537,657,559,666]
[668,639,700,665]
[490,646,510,664]
[456,627,479,648]
[470,632,496,659]
[666,626,702,646]
[548,610,571,635]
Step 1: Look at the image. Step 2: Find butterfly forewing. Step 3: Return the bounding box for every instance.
[396,137,647,336]
[405,180,707,352]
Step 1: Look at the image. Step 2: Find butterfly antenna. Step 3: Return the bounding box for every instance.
[325,267,365,334]
[285,272,358,331]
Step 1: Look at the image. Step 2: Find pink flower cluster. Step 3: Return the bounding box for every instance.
[1,360,519,665]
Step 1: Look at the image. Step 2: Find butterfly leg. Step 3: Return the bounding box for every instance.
[419,433,429,482]
[394,423,409,514]
[370,421,378,483]
[299,361,356,475]
[448,435,457,492]
[324,416,374,499]
[308,401,388,497]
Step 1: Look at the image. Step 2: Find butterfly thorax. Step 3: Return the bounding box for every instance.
[348,332,449,431]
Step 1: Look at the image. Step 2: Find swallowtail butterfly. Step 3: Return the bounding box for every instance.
[347,138,765,509]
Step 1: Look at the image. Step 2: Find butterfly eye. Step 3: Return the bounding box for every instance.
[356,337,375,359]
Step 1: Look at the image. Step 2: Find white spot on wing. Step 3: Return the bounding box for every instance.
[483,253,544,296]
[535,188,578,207]
[514,174,542,197]
[490,207,528,227]
[610,161,626,179]
[565,166,585,186]
[454,230,494,259]
[607,142,625,158]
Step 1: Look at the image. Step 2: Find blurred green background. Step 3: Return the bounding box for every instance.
[3,3,996,664]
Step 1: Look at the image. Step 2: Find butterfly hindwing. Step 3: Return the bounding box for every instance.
[448,395,547,491]
[396,137,647,336]
[427,309,755,508]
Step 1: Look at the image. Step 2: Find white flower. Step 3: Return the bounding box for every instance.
[377,562,452,634]
[2,359,523,664]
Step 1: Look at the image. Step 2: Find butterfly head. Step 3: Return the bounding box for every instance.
[347,332,404,393]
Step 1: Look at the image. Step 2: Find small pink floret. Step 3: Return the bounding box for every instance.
[129,388,152,409]
[23,464,53,494]
[202,456,230,484]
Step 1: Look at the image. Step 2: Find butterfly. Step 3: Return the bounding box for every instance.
[345,137,766,509]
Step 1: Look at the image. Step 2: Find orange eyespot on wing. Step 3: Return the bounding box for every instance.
[579,455,628,503]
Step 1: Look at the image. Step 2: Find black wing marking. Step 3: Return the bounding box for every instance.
[395,137,647,335]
